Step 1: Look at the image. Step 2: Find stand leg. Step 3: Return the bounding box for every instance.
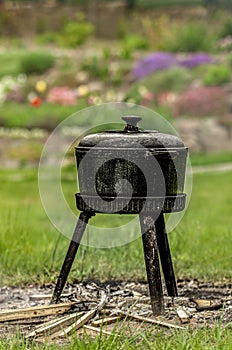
[155,213,178,297]
[51,211,92,304]
[139,213,164,316]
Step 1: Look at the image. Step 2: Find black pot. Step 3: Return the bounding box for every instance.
[75,116,188,214]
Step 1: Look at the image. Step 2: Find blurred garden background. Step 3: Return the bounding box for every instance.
[0,1,232,348]
[0,0,232,284]
[0,0,232,166]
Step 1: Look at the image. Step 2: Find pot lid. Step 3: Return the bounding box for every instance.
[76,115,185,150]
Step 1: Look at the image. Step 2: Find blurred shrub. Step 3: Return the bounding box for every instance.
[132,52,175,79]
[80,53,127,86]
[228,53,232,66]
[125,67,190,107]
[218,36,232,51]
[81,56,109,80]
[173,86,227,117]
[0,52,23,77]
[122,34,149,51]
[178,53,213,68]
[218,18,232,38]
[57,13,94,47]
[203,65,231,86]
[136,67,190,96]
[140,15,172,50]
[20,52,55,75]
[117,18,128,39]
[36,32,57,45]
[164,22,213,52]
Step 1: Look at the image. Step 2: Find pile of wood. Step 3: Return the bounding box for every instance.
[0,280,231,344]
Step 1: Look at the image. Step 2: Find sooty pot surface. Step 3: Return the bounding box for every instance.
[75,116,187,212]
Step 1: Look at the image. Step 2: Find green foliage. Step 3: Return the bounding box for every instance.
[81,56,109,80]
[36,13,94,48]
[117,17,128,39]
[0,102,85,130]
[0,50,55,77]
[80,52,129,86]
[122,34,150,51]
[218,17,232,38]
[126,67,190,105]
[148,66,191,93]
[118,34,149,60]
[203,64,231,86]
[36,32,57,45]
[0,51,24,77]
[20,52,55,75]
[140,14,173,51]
[228,53,232,66]
[57,13,94,47]
[165,22,213,52]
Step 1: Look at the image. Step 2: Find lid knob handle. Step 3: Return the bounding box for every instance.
[122,115,142,131]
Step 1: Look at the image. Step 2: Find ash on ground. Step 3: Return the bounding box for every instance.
[0,279,231,341]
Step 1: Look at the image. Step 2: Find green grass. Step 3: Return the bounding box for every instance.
[0,167,231,285]
[0,325,232,349]
[0,102,86,130]
[0,51,25,78]
[171,170,232,279]
[0,50,55,78]
[190,151,232,166]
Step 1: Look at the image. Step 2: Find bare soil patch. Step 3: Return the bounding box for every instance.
[0,279,231,344]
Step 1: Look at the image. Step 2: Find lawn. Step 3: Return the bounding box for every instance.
[0,167,231,286]
[0,326,231,350]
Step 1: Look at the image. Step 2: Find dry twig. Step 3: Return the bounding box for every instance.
[0,302,77,322]
[53,291,107,338]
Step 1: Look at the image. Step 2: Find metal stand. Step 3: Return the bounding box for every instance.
[50,211,92,304]
[139,212,164,315]
[155,213,178,297]
[51,210,177,315]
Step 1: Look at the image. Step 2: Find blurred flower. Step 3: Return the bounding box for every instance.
[138,85,149,97]
[132,52,176,80]
[46,86,77,105]
[143,91,154,101]
[76,71,89,83]
[178,53,213,68]
[6,87,24,103]
[28,91,37,102]
[105,89,116,102]
[1,75,15,91]
[17,74,27,85]
[109,62,120,73]
[132,52,214,80]
[218,36,232,50]
[0,74,27,104]
[127,98,136,105]
[30,96,41,107]
[28,92,41,107]
[158,91,177,105]
[77,85,89,97]
[173,86,227,117]
[88,95,102,105]
[35,80,47,93]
